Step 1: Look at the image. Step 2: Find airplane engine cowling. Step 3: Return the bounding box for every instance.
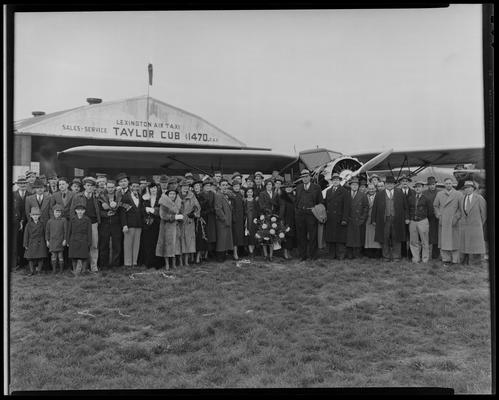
[319,156,368,185]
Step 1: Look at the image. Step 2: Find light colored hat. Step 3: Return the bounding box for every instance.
[82,176,97,186]
[300,169,311,177]
[414,180,425,187]
[254,171,264,178]
[30,207,41,215]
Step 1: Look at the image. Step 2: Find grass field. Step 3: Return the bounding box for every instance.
[8,254,492,393]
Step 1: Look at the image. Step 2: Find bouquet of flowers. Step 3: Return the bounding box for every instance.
[254,213,290,249]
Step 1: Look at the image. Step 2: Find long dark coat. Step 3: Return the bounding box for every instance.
[324,185,350,243]
[258,190,279,216]
[45,217,68,252]
[423,188,440,245]
[194,192,209,251]
[231,191,245,246]
[346,190,369,247]
[67,216,92,259]
[244,198,259,246]
[140,194,163,268]
[23,220,48,259]
[214,192,233,252]
[279,191,296,250]
[199,191,217,244]
[371,189,409,244]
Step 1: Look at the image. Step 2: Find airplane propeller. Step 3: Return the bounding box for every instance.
[332,148,394,185]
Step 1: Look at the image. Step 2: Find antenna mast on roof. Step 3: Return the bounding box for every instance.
[147,63,153,135]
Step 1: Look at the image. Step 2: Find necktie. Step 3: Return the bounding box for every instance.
[37,195,42,205]
[352,191,356,199]
[466,195,471,213]
[62,192,66,200]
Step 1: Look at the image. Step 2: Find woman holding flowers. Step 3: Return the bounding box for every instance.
[257,179,279,261]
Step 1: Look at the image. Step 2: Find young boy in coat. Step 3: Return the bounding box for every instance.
[45,204,68,273]
[23,207,48,275]
[67,204,92,275]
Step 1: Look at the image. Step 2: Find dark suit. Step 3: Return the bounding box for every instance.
[346,190,369,258]
[49,190,76,220]
[400,188,415,259]
[371,188,409,261]
[98,191,123,268]
[423,188,441,258]
[12,189,30,268]
[294,182,323,260]
[323,185,350,259]
[120,190,146,266]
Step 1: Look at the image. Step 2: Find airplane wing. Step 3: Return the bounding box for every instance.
[352,146,485,170]
[57,145,298,174]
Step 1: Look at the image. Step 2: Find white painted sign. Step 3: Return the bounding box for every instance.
[74,168,84,177]
[15,96,246,148]
[30,162,40,175]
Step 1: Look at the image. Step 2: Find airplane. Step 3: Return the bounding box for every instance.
[296,146,486,196]
[57,144,486,194]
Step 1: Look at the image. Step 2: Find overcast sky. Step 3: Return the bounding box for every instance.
[14,6,484,156]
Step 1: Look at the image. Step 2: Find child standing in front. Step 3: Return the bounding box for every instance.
[67,204,92,275]
[23,207,48,275]
[45,204,68,273]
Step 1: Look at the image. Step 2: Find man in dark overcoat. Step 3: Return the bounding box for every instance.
[371,175,409,262]
[323,173,349,260]
[399,175,415,260]
[294,169,323,261]
[214,179,233,262]
[422,176,440,259]
[12,176,31,270]
[98,179,123,268]
[346,177,369,259]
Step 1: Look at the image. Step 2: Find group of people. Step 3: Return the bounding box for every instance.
[12,166,487,276]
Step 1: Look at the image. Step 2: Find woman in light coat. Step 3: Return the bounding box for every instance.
[156,188,183,270]
[178,180,200,266]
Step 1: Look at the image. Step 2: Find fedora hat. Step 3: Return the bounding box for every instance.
[414,180,425,187]
[349,177,360,184]
[254,171,264,179]
[426,176,437,184]
[158,175,169,184]
[74,204,86,210]
[385,176,396,184]
[116,172,129,182]
[274,175,284,183]
[178,178,190,187]
[331,172,341,181]
[15,176,27,184]
[32,178,44,188]
[399,174,412,182]
[232,171,243,180]
[462,180,477,189]
[300,169,311,177]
